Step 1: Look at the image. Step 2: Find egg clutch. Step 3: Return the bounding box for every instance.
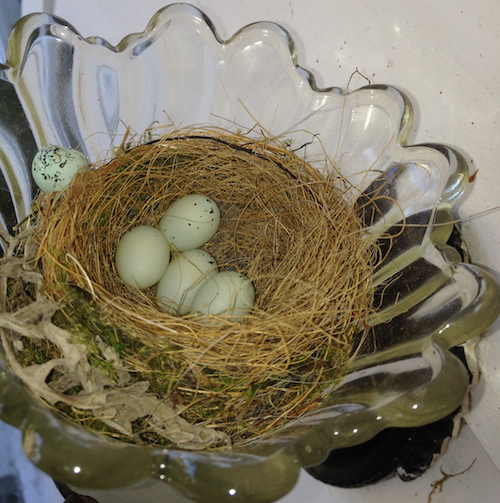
[28,132,376,447]
[115,195,255,318]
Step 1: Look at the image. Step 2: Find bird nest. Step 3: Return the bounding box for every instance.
[1,128,378,449]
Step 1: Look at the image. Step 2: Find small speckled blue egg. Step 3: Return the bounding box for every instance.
[32,145,88,193]
[159,194,221,252]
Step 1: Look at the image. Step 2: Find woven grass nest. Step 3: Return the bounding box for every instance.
[3,128,378,449]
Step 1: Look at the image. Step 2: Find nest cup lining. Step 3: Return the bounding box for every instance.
[32,128,377,446]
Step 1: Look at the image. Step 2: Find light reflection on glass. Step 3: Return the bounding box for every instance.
[364,104,373,130]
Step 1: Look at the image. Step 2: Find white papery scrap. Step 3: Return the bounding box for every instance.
[0,228,229,450]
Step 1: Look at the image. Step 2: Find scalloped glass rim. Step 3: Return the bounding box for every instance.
[0,4,499,503]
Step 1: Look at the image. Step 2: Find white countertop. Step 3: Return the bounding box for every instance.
[4,1,500,502]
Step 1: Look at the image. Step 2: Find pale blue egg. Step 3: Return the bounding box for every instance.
[157,249,218,315]
[32,145,88,193]
[191,271,255,318]
[160,194,220,252]
[115,225,171,289]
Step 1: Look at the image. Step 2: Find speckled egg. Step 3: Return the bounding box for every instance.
[157,249,218,315]
[32,145,88,193]
[159,194,220,252]
[115,225,171,289]
[191,271,255,318]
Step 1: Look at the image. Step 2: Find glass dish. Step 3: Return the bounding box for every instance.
[0,4,499,503]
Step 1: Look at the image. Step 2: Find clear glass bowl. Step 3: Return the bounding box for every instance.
[0,4,499,503]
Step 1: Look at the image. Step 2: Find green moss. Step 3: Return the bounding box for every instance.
[15,337,61,367]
